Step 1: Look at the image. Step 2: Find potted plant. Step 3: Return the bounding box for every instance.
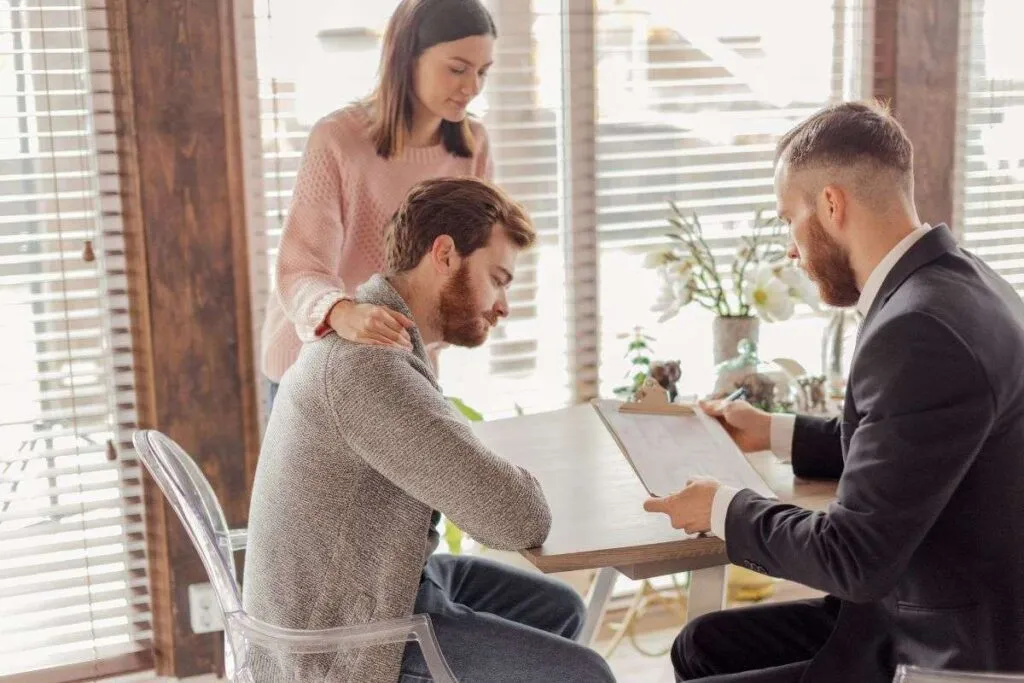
[644,204,818,365]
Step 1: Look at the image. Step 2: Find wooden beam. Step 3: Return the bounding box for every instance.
[873,0,962,227]
[872,0,899,107]
[107,0,260,676]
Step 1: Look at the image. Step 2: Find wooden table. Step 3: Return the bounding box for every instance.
[472,403,837,644]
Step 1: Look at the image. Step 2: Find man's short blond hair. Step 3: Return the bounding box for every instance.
[776,100,914,199]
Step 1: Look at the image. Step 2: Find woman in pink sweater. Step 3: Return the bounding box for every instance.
[261,0,495,407]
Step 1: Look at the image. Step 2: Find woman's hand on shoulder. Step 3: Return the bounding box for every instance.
[328,300,414,350]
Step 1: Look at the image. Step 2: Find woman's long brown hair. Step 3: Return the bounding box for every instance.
[367,0,496,159]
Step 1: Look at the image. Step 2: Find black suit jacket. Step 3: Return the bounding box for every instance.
[725,225,1024,682]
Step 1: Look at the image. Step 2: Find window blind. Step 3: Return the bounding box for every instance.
[594,0,872,396]
[956,0,1024,295]
[0,1,151,681]
[442,0,579,414]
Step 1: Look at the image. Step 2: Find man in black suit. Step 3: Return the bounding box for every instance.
[643,101,1024,682]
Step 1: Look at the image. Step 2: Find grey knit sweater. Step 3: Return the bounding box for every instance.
[242,275,552,683]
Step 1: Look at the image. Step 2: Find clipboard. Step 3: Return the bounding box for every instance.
[616,377,696,415]
[590,381,775,499]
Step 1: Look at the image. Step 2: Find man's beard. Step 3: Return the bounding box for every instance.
[437,264,495,347]
[803,214,860,308]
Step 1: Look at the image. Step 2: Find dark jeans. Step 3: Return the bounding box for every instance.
[672,598,838,682]
[398,554,615,682]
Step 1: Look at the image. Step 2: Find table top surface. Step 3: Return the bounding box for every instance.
[472,404,837,575]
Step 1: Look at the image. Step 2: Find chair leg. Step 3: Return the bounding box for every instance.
[415,618,459,683]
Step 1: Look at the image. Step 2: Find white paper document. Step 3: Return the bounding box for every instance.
[591,399,775,499]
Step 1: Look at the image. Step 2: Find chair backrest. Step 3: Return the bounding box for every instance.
[133,429,457,683]
[132,430,243,616]
[895,666,1024,682]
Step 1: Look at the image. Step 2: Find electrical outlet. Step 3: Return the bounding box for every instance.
[188,582,224,634]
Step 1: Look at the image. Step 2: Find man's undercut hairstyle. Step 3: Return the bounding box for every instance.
[385,176,535,274]
[775,100,915,199]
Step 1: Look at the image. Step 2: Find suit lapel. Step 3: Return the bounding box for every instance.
[861,224,958,325]
[851,225,958,354]
[844,225,960,428]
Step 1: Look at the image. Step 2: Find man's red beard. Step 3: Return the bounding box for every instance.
[437,263,496,347]
[803,214,860,308]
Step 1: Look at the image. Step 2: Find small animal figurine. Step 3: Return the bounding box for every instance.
[649,360,682,402]
[797,375,829,413]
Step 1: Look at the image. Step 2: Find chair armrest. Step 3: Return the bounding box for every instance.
[226,612,457,683]
[228,528,247,551]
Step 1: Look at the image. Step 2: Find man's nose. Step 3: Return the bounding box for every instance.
[786,242,800,261]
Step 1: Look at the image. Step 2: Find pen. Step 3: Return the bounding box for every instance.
[724,387,747,402]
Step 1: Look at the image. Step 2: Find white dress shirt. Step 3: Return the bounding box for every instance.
[709,224,933,539]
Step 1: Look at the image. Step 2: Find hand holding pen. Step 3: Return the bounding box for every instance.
[698,387,772,453]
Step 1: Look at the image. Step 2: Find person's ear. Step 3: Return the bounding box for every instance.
[429,235,459,275]
[821,185,847,232]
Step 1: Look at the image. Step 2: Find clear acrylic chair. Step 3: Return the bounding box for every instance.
[895,665,1024,682]
[133,429,457,682]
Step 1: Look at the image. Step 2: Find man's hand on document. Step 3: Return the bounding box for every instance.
[699,398,771,453]
[643,478,720,534]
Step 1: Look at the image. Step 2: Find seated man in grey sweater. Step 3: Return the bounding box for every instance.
[243,177,615,683]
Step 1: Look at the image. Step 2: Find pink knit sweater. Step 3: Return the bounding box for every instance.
[260,104,493,381]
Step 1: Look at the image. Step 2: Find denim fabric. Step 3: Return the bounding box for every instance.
[398,554,615,682]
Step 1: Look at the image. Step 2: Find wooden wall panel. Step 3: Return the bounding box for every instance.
[874,0,962,227]
[107,0,259,676]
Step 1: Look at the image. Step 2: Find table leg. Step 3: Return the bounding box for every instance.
[686,565,728,621]
[577,566,617,645]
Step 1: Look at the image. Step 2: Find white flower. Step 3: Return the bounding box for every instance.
[776,263,820,311]
[672,277,694,304]
[643,249,675,269]
[663,258,694,280]
[651,274,694,323]
[651,287,681,322]
[743,265,795,322]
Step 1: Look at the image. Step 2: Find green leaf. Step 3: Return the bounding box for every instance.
[627,339,649,351]
[447,397,484,422]
[443,517,464,555]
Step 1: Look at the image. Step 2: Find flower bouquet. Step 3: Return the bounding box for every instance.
[645,203,818,324]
